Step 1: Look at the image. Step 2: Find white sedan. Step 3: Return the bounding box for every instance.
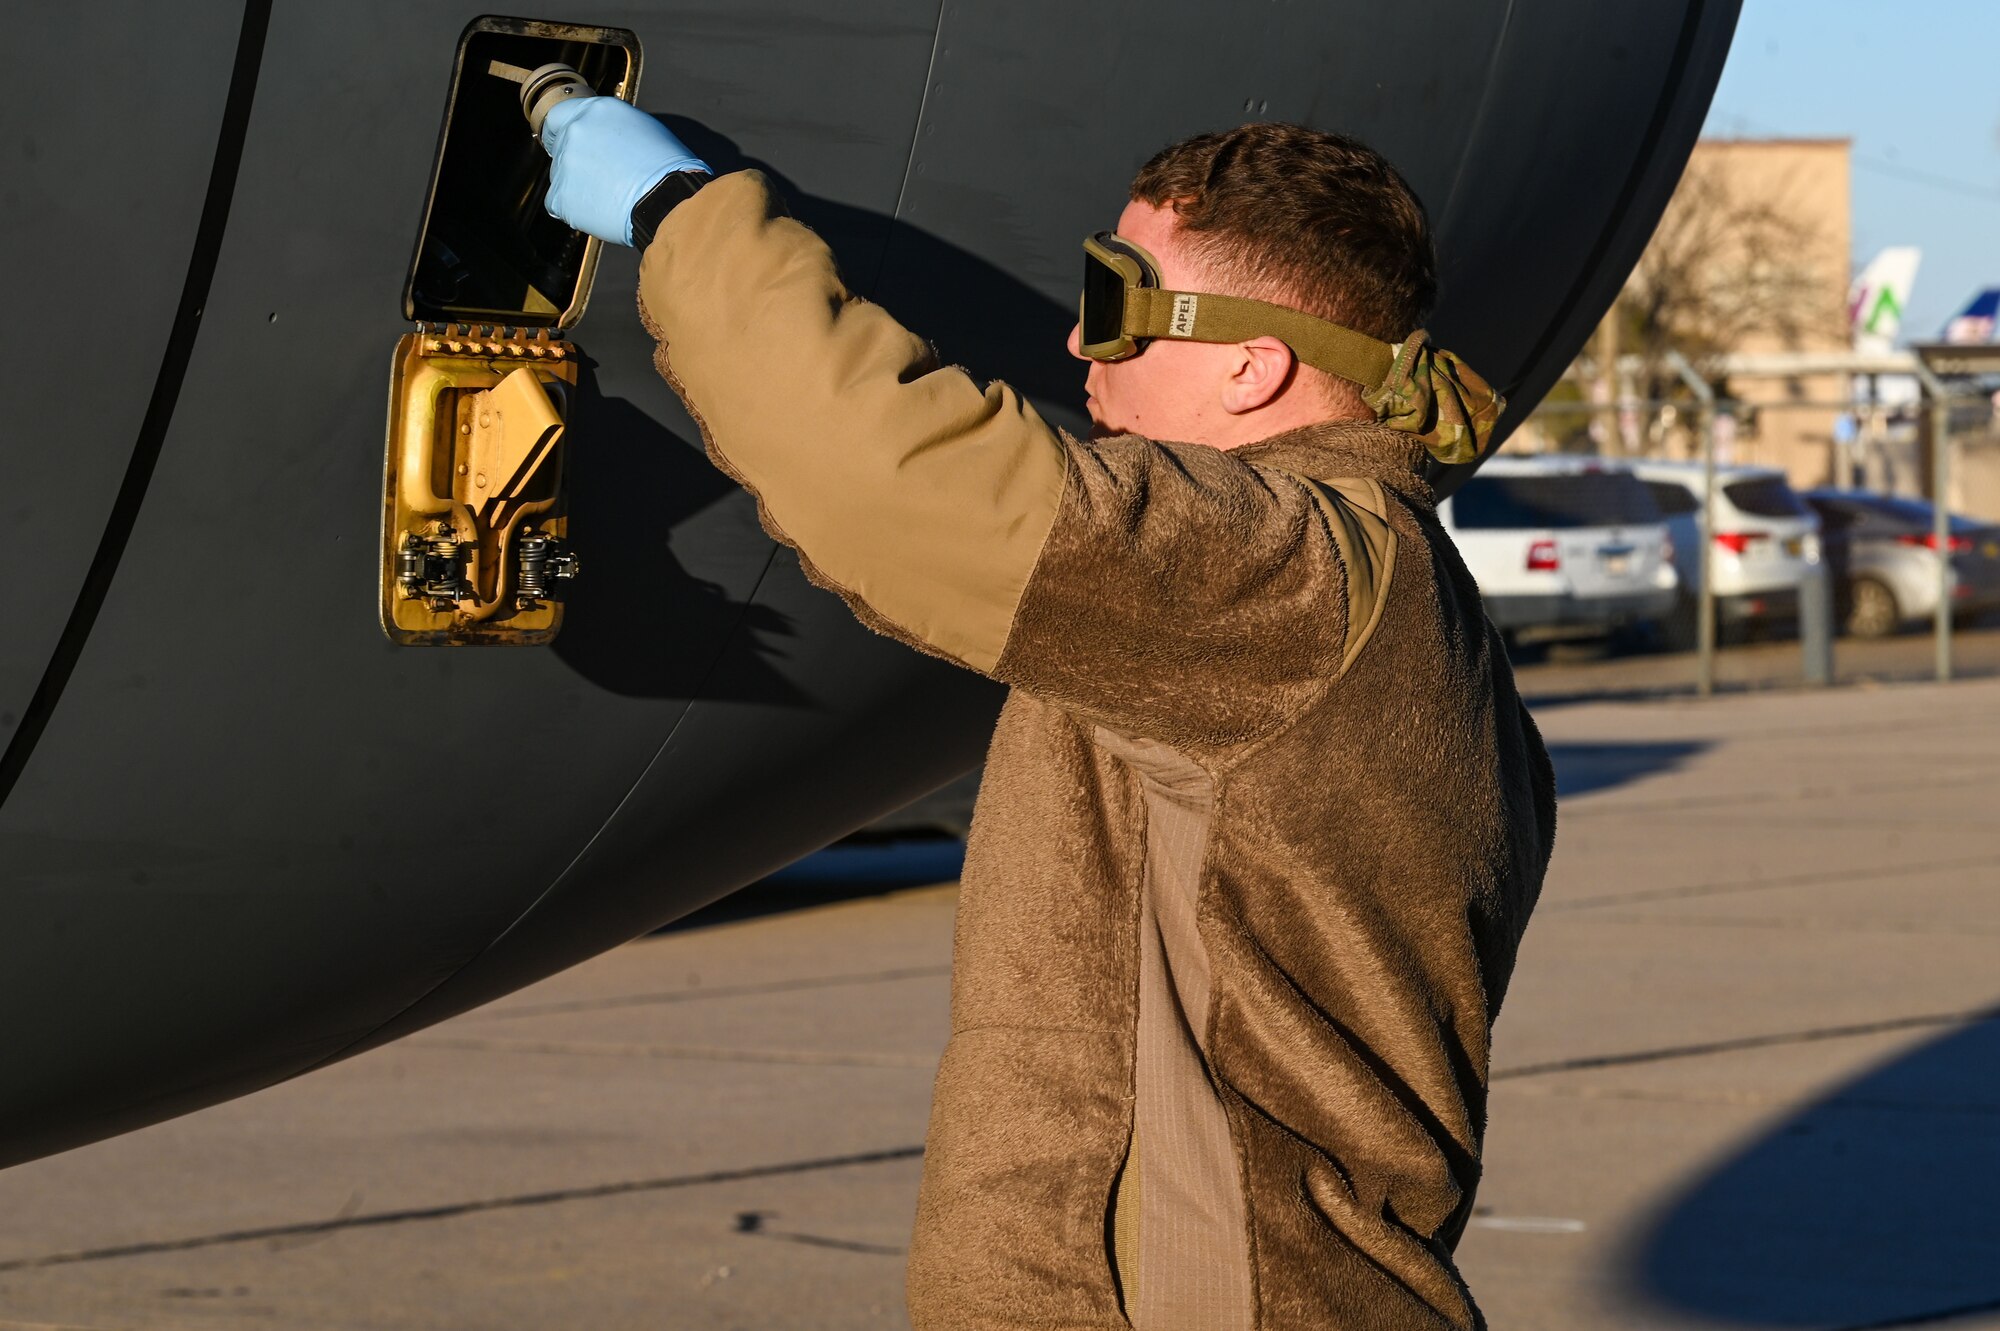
[1441,455,1678,637]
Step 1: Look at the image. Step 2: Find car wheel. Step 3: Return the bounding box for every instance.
[1845,576,1900,639]
[1659,592,1699,652]
[1610,619,1660,655]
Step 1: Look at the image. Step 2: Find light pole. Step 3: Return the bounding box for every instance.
[1665,349,1717,697]
[1910,357,1953,683]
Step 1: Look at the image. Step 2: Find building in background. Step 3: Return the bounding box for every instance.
[1520,138,1855,487]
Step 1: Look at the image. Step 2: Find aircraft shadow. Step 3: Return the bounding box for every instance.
[1624,1013,2000,1328]
[1544,740,1709,798]
[656,867,959,934]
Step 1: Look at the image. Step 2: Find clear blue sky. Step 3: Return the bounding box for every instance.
[1701,0,2000,340]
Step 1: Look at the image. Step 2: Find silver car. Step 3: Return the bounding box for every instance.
[1802,491,2000,637]
[1631,461,1821,648]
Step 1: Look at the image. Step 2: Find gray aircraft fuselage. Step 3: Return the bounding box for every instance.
[0,0,1740,1168]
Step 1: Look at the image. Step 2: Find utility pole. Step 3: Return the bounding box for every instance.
[1591,308,1621,456]
[1911,357,1954,682]
[1666,350,1717,697]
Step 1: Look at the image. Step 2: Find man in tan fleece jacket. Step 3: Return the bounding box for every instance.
[544,101,1556,1330]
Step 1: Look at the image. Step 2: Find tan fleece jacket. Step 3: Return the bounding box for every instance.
[637,171,1556,1331]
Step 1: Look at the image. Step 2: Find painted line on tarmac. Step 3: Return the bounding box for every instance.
[1502,1082,2000,1117]
[1467,1214,1586,1234]
[1562,765,2000,821]
[749,1229,904,1256]
[1495,1007,2000,1081]
[412,1034,937,1069]
[1542,852,2000,913]
[734,1210,903,1257]
[1573,912,2000,938]
[469,965,953,1022]
[0,1146,926,1273]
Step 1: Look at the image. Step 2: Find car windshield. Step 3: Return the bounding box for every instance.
[1452,471,1661,530]
[1722,476,1808,518]
[1642,480,1701,517]
[1817,494,1984,533]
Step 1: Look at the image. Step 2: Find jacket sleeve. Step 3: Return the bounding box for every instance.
[637,170,1068,674]
[991,437,1384,749]
[638,171,1380,748]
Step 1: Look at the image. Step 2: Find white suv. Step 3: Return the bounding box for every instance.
[1628,461,1820,647]
[1440,455,1677,637]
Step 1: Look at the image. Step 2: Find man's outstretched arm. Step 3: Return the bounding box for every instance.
[636,169,1068,675]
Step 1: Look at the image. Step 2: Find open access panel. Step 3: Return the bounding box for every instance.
[382,15,641,645]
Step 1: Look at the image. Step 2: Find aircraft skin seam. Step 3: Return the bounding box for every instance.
[872,0,951,297]
[1432,0,1517,235]
[0,0,274,811]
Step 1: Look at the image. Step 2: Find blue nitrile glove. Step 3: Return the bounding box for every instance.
[542,96,710,247]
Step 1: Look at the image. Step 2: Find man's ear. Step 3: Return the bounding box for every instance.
[1220,337,1298,415]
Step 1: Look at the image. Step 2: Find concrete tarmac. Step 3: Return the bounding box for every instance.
[3,679,1999,1329]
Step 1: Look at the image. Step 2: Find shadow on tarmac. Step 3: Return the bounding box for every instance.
[675,739,1706,934]
[658,837,966,933]
[1545,741,1709,798]
[1627,1013,2000,1329]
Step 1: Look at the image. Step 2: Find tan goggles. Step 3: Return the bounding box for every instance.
[1078,231,1399,392]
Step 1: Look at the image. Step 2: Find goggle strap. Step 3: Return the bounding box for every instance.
[1123,287,1397,391]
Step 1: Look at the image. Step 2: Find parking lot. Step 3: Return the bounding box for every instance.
[1513,615,2000,702]
[2,671,1998,1330]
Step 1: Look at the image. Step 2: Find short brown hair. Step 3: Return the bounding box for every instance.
[1130,123,1436,346]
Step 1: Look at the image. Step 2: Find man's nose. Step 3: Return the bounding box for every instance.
[1066,322,1088,362]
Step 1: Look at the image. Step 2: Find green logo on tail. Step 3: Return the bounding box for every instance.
[1864,285,1903,335]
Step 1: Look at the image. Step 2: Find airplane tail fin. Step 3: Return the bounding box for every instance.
[1849,246,1922,352]
[1942,287,2000,344]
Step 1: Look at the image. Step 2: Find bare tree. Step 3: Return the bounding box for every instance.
[1527,146,1851,458]
[1618,149,1846,396]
